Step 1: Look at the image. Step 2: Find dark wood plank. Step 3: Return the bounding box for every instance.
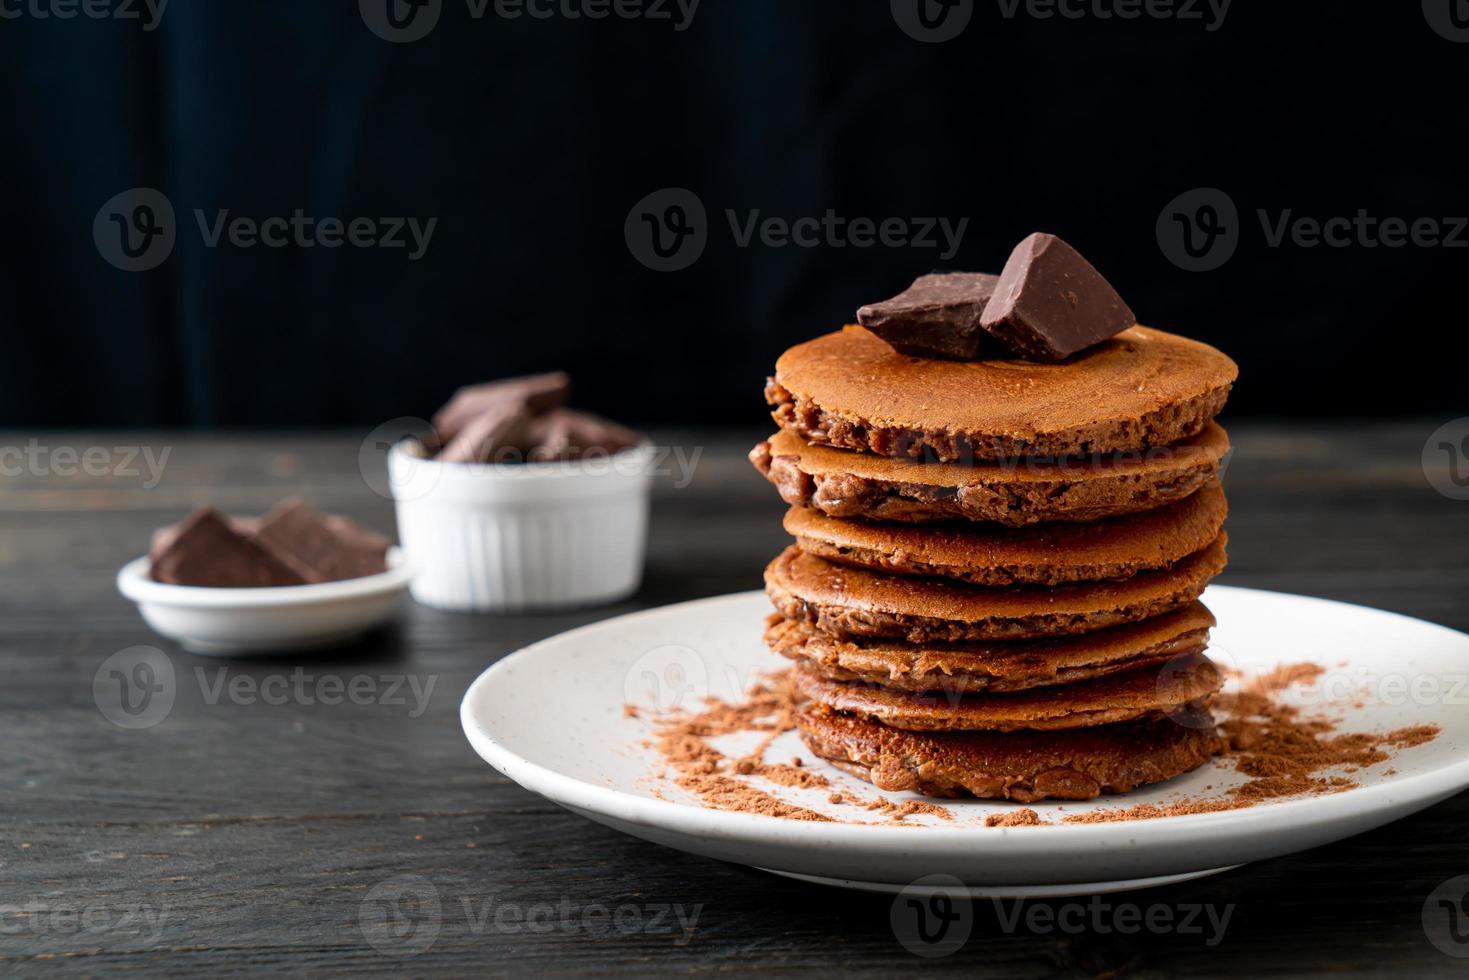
[2,422,1467,976]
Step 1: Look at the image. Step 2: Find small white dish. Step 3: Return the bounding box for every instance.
[461,586,1469,895]
[388,440,655,613]
[117,548,412,655]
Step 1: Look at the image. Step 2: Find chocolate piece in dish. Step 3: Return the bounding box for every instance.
[527,408,641,461]
[980,232,1136,362]
[149,508,306,588]
[251,498,391,584]
[432,371,570,442]
[436,402,533,464]
[856,272,999,360]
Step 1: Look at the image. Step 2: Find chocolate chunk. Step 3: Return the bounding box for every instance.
[436,402,532,464]
[980,233,1135,362]
[526,408,641,461]
[856,272,999,360]
[251,498,390,583]
[149,508,306,588]
[432,372,570,442]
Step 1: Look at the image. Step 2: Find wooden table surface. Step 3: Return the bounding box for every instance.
[4,422,1468,976]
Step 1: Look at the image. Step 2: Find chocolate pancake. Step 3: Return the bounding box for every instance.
[750,424,1229,527]
[764,535,1227,643]
[767,325,1237,462]
[766,602,1215,694]
[783,482,1225,587]
[795,653,1221,732]
[797,702,1222,801]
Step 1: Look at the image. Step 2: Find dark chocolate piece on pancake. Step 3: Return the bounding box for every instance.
[794,653,1222,732]
[765,602,1215,694]
[979,233,1135,362]
[797,702,1222,802]
[750,424,1229,527]
[856,272,1000,360]
[764,535,1227,643]
[783,482,1226,587]
[766,325,1236,462]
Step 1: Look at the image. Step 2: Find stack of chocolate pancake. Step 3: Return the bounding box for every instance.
[750,324,1239,802]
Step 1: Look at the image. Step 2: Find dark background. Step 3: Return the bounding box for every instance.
[1,1,1465,429]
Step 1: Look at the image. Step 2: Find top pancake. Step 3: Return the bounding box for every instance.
[768,325,1237,462]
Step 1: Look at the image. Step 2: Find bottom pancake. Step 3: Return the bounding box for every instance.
[794,653,1222,731]
[797,702,1222,802]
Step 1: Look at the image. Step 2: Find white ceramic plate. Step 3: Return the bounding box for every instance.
[117,548,411,655]
[460,586,1469,895]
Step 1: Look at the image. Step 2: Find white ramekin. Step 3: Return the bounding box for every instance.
[388,440,656,612]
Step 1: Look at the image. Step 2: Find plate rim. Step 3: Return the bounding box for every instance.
[460,585,1469,846]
